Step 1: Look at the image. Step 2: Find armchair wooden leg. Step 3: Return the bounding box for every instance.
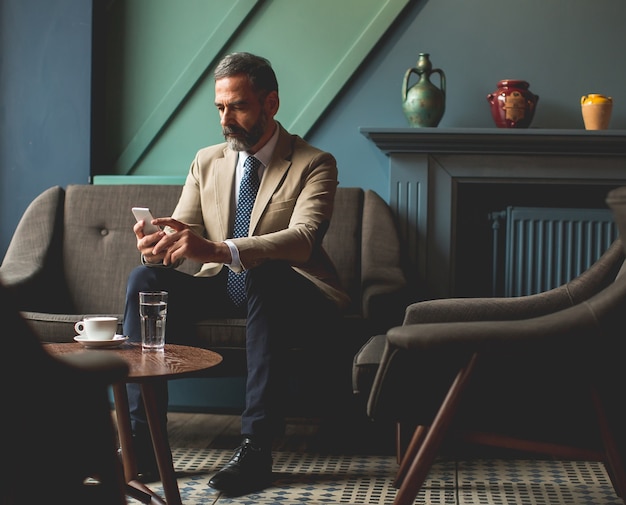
[393,353,479,505]
[394,425,426,487]
[395,422,404,464]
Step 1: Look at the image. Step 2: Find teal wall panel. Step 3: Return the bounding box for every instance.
[106,0,262,174]
[104,0,411,176]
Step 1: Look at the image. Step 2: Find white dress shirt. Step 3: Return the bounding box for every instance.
[225,124,280,270]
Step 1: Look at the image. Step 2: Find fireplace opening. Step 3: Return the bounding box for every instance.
[454,183,619,298]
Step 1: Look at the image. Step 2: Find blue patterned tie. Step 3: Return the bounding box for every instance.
[227,156,261,307]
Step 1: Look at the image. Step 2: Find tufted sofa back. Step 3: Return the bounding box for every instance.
[62,184,370,316]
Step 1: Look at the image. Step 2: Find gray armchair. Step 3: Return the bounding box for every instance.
[3,278,129,504]
[355,187,626,505]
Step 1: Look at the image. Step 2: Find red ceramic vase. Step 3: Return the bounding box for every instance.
[487,80,538,128]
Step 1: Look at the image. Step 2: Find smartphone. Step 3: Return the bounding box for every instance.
[132,207,161,234]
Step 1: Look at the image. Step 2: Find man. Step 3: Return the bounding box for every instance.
[123,52,350,495]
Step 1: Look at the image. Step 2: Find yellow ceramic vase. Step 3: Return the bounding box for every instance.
[581,94,613,130]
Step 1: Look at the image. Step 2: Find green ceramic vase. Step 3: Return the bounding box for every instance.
[402,53,446,127]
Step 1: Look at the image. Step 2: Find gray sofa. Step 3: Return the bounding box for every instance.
[1,184,411,414]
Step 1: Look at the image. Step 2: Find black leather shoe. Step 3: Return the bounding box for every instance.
[208,437,273,495]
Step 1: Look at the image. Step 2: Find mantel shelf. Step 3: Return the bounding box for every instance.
[365,126,626,300]
[360,127,626,156]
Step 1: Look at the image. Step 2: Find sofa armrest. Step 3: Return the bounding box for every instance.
[0,186,68,311]
[360,190,411,331]
[388,304,595,355]
[402,289,574,325]
[388,260,626,356]
[402,238,625,326]
[361,275,411,332]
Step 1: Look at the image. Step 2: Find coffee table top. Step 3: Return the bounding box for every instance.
[45,342,222,382]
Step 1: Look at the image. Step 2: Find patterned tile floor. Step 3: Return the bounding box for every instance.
[128,448,623,505]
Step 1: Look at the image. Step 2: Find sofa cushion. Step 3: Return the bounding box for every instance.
[62,184,200,315]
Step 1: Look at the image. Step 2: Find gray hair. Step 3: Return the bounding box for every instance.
[214,52,278,96]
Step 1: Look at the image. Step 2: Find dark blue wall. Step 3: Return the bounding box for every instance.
[0,0,92,257]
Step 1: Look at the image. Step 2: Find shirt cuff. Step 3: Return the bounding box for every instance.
[140,254,167,267]
[224,240,243,272]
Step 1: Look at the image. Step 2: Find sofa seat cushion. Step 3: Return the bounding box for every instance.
[21,311,123,343]
[196,317,247,348]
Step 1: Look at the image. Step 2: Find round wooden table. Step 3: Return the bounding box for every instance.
[45,342,222,505]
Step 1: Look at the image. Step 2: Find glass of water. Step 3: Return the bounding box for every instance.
[139,291,168,352]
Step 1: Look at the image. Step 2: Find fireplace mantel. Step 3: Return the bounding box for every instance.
[361,127,626,156]
[361,127,626,299]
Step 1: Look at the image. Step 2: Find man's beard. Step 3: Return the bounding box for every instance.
[223,112,267,152]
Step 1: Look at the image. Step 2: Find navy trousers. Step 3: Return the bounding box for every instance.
[123,261,340,446]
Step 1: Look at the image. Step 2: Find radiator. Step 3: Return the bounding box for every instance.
[489,207,617,297]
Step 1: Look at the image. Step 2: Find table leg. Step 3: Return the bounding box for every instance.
[112,384,138,482]
[112,383,168,505]
[141,382,182,505]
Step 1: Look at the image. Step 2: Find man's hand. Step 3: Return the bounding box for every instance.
[134,219,167,264]
[149,217,232,266]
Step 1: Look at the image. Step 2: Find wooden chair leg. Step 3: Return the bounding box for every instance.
[393,353,479,505]
[395,422,402,464]
[395,422,404,464]
[112,384,138,482]
[591,386,626,501]
[394,425,427,487]
[142,383,181,505]
[396,422,429,463]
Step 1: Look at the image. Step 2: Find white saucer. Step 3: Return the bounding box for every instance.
[74,334,129,349]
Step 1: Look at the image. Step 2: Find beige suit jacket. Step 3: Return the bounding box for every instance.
[171,124,350,310]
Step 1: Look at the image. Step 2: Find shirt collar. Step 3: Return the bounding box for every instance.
[241,122,279,168]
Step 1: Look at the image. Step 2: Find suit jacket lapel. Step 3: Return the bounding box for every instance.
[250,126,292,232]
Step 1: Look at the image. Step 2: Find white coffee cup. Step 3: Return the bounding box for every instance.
[74,316,118,340]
